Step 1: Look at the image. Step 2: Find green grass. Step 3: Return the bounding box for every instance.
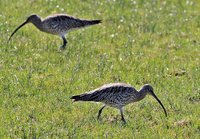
[0,0,199,138]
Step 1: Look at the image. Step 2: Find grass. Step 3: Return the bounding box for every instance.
[0,0,199,138]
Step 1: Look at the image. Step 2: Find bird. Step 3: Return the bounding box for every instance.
[70,83,167,123]
[8,14,101,50]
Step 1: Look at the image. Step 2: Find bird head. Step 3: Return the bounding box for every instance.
[142,84,168,117]
[8,14,40,42]
[26,14,40,23]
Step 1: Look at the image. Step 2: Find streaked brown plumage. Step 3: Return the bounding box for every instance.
[8,14,101,50]
[71,83,167,123]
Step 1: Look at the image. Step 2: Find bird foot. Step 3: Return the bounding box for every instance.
[122,120,127,124]
[97,115,101,120]
[59,45,66,50]
[121,118,127,124]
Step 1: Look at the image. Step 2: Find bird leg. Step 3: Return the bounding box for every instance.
[60,36,67,50]
[97,105,106,119]
[120,108,126,123]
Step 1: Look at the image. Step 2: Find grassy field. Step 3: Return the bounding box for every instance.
[0,0,199,138]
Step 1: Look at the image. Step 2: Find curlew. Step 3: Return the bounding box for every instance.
[8,14,101,50]
[71,83,167,123]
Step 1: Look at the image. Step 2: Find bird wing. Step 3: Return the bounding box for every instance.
[72,83,136,102]
[42,14,101,34]
[43,14,85,32]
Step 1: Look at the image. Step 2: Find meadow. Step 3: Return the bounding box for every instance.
[0,0,199,138]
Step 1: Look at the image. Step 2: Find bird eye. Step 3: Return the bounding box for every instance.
[148,89,152,93]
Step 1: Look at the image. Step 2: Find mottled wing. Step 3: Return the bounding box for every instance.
[54,15,101,30]
[42,15,63,34]
[102,85,137,107]
[56,15,85,30]
[42,14,101,35]
[71,83,136,103]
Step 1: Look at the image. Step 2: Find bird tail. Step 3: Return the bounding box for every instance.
[81,19,102,27]
[70,93,96,102]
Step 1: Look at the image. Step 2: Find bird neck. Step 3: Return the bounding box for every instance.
[31,19,43,31]
[137,88,148,101]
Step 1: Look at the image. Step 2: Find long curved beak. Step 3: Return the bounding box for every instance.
[8,20,28,42]
[151,91,167,117]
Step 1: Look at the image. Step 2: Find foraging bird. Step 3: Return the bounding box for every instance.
[71,83,167,123]
[8,14,101,50]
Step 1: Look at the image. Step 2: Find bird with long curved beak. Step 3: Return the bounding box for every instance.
[71,83,167,123]
[8,14,101,50]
